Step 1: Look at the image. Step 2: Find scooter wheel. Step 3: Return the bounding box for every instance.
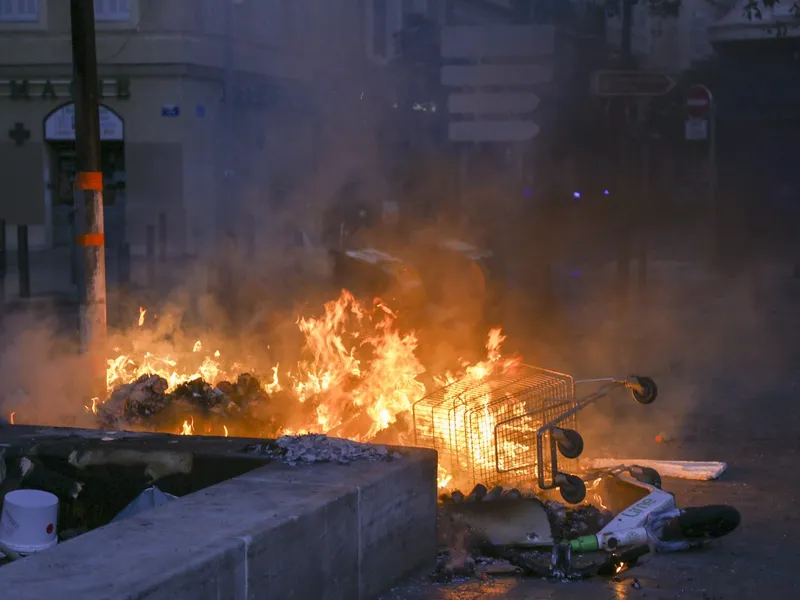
[630,376,658,405]
[662,505,741,541]
[555,428,585,459]
[558,473,587,505]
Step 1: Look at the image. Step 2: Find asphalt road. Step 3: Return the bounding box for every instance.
[381,266,800,600]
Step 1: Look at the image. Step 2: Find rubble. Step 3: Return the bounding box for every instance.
[544,500,613,540]
[246,434,402,465]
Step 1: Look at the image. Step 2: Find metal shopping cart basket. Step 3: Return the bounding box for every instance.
[412,364,657,503]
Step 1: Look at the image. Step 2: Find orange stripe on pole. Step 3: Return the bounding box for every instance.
[75,171,103,191]
[77,233,105,247]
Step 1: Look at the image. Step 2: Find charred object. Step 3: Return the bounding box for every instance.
[98,373,285,435]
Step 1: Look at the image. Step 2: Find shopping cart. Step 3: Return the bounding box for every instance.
[412,364,657,503]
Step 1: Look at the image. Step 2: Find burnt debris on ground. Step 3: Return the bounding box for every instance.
[246,434,401,465]
[435,484,620,582]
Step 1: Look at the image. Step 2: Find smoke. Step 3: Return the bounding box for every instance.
[551,263,781,460]
[0,311,96,428]
[2,3,794,489]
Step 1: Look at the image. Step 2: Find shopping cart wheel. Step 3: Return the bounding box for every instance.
[557,473,587,504]
[629,376,658,405]
[554,428,584,459]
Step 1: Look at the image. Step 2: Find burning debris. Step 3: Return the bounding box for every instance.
[97,372,283,436]
[94,290,522,450]
[246,434,401,465]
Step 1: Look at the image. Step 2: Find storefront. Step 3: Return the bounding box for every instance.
[0,72,224,257]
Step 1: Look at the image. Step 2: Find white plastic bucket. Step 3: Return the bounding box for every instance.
[0,489,59,555]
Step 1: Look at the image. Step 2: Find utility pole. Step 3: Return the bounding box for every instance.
[69,0,107,380]
[222,0,235,245]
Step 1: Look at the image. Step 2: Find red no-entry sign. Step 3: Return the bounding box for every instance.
[686,84,713,119]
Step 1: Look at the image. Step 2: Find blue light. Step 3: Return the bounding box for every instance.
[573,191,581,199]
[603,189,610,195]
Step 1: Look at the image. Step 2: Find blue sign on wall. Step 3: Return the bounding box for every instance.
[161,105,180,117]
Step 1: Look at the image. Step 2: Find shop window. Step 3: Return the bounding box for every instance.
[0,0,38,22]
[95,0,131,22]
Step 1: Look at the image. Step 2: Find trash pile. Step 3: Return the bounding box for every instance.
[246,434,402,465]
[434,466,741,582]
[97,373,284,434]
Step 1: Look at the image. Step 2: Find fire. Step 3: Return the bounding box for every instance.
[106,348,225,393]
[438,464,454,489]
[275,291,427,439]
[102,290,520,481]
[138,307,146,327]
[84,397,99,415]
[9,412,14,425]
[180,418,194,436]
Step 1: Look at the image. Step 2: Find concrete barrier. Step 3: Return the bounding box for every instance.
[0,447,437,600]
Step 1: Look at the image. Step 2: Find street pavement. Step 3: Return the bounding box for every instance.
[381,265,800,600]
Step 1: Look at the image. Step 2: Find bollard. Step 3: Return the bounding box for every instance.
[0,218,6,303]
[146,224,156,288]
[17,225,30,299]
[158,212,167,264]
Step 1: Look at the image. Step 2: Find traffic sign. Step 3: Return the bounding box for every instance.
[593,70,677,97]
[441,25,555,59]
[447,92,540,114]
[440,25,554,143]
[686,84,713,119]
[441,64,553,87]
[448,120,540,142]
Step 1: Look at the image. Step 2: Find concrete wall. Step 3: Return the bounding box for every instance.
[0,446,438,600]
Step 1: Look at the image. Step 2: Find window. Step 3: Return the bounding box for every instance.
[95,0,131,22]
[0,0,38,22]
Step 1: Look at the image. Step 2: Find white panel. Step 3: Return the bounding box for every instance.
[44,103,124,142]
[448,92,540,114]
[448,120,540,142]
[441,63,553,87]
[441,25,555,59]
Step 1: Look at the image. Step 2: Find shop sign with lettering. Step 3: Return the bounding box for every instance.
[0,77,131,100]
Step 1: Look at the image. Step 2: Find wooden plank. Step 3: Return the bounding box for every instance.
[441,25,555,59]
[441,63,553,87]
[584,458,728,481]
[448,120,540,142]
[448,92,540,114]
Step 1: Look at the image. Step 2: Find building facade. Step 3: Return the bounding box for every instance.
[0,0,367,256]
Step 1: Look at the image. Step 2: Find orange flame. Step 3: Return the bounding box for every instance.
[180,418,194,436]
[138,307,146,327]
[9,412,14,425]
[105,291,520,482]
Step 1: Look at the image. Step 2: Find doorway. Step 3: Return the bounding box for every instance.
[43,103,126,249]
